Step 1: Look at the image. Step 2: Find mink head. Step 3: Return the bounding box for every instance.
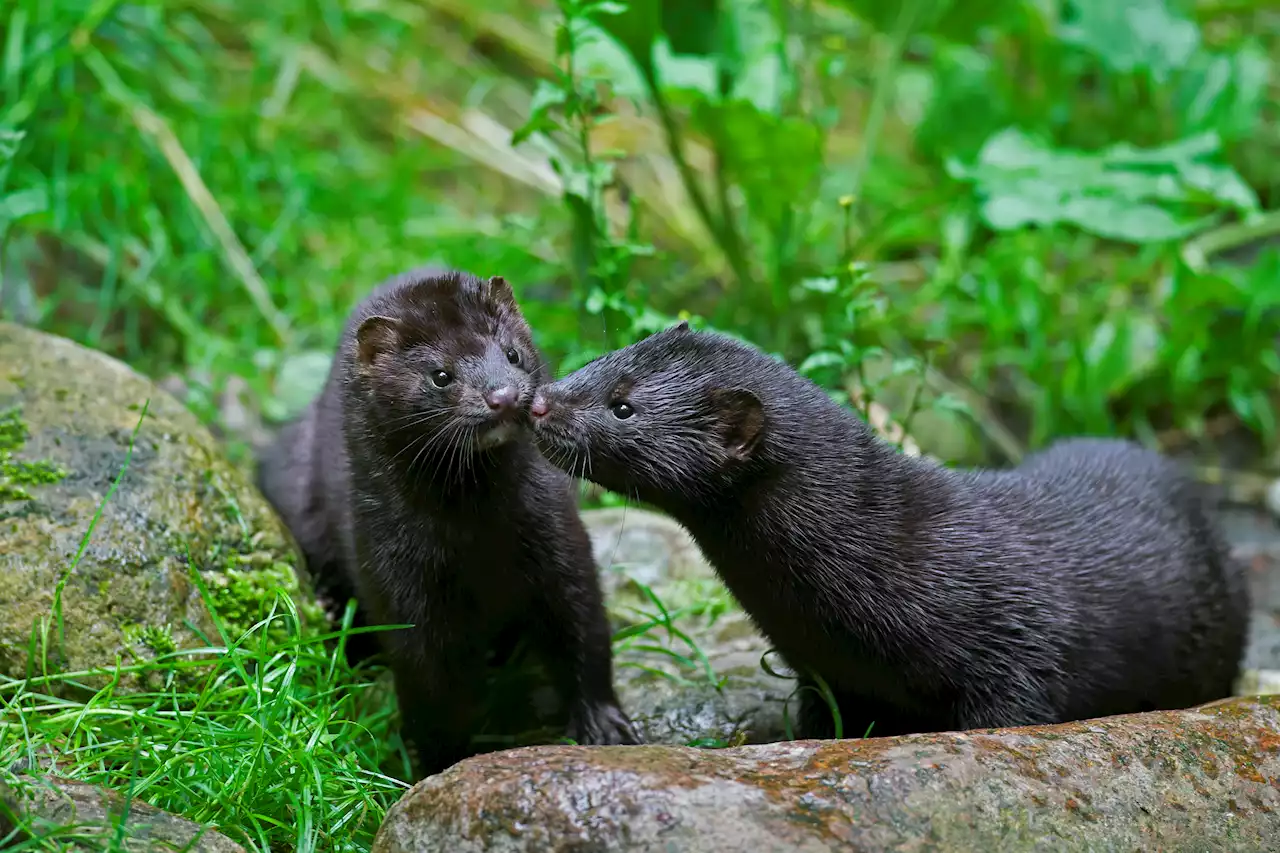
[351,270,545,456]
[531,322,768,503]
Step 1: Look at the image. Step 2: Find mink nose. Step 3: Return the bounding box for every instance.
[484,385,519,412]
[531,394,549,419]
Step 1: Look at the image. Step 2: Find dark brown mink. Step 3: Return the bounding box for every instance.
[256,267,639,778]
[529,322,1251,739]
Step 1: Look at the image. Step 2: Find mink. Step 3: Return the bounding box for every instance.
[528,322,1251,739]
[256,267,638,778]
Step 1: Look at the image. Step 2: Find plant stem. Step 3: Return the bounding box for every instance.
[847,0,923,221]
[648,82,757,296]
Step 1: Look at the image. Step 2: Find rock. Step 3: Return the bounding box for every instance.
[373,694,1280,853]
[1266,477,1280,519]
[1238,668,1280,696]
[1226,518,1280,674]
[1,775,245,852]
[582,508,796,747]
[0,322,318,682]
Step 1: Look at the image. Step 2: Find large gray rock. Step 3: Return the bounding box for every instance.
[372,694,1280,853]
[1,776,245,852]
[582,508,796,747]
[0,322,318,682]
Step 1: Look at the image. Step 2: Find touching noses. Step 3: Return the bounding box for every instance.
[484,385,519,412]
[531,393,549,418]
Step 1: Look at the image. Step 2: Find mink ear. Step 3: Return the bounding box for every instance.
[709,387,764,461]
[356,315,403,367]
[670,319,691,333]
[486,275,517,308]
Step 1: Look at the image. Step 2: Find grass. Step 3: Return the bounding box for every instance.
[1,0,1279,849]
[0,403,738,852]
[1,0,1276,458]
[1,598,409,853]
[0,404,406,851]
[1,578,742,852]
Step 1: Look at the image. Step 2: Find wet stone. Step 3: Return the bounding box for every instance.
[373,695,1280,853]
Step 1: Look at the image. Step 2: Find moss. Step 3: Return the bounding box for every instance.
[0,407,67,502]
[203,553,326,643]
[122,622,178,658]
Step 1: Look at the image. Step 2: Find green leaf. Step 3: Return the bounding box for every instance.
[693,99,823,231]
[798,351,846,374]
[0,126,23,189]
[801,276,840,294]
[1084,314,1161,397]
[1056,0,1199,82]
[0,186,46,225]
[575,21,651,99]
[591,0,661,78]
[511,80,568,147]
[951,127,1257,244]
[661,0,720,57]
[1174,47,1270,139]
[713,0,787,112]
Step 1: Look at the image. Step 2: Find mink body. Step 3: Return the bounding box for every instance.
[257,268,637,777]
[530,323,1250,738]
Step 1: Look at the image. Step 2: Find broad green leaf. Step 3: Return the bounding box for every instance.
[591,0,661,78]
[575,21,650,99]
[1174,47,1270,138]
[1056,0,1199,81]
[0,186,47,224]
[661,0,720,57]
[951,127,1257,244]
[714,0,787,112]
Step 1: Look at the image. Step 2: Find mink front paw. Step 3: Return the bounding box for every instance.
[568,701,643,746]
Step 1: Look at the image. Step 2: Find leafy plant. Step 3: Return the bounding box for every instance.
[949,129,1259,244]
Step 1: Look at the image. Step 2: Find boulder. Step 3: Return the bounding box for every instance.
[582,508,796,747]
[373,694,1280,853]
[0,322,317,682]
[1,775,245,852]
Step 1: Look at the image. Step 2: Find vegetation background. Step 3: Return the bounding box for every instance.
[1,0,1278,850]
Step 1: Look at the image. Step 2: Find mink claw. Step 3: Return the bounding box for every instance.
[568,702,643,746]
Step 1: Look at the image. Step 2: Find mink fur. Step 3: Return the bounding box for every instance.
[257,267,638,777]
[530,322,1250,738]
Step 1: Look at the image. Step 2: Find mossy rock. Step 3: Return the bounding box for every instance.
[1,776,246,852]
[0,322,318,683]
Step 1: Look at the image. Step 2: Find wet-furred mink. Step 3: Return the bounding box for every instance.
[529,322,1250,738]
[256,268,638,777]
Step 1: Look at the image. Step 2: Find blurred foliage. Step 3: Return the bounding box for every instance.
[2,1,1280,849]
[1,0,1278,456]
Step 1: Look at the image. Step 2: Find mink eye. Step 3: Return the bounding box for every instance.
[505,347,521,365]
[430,370,453,388]
[609,401,634,420]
